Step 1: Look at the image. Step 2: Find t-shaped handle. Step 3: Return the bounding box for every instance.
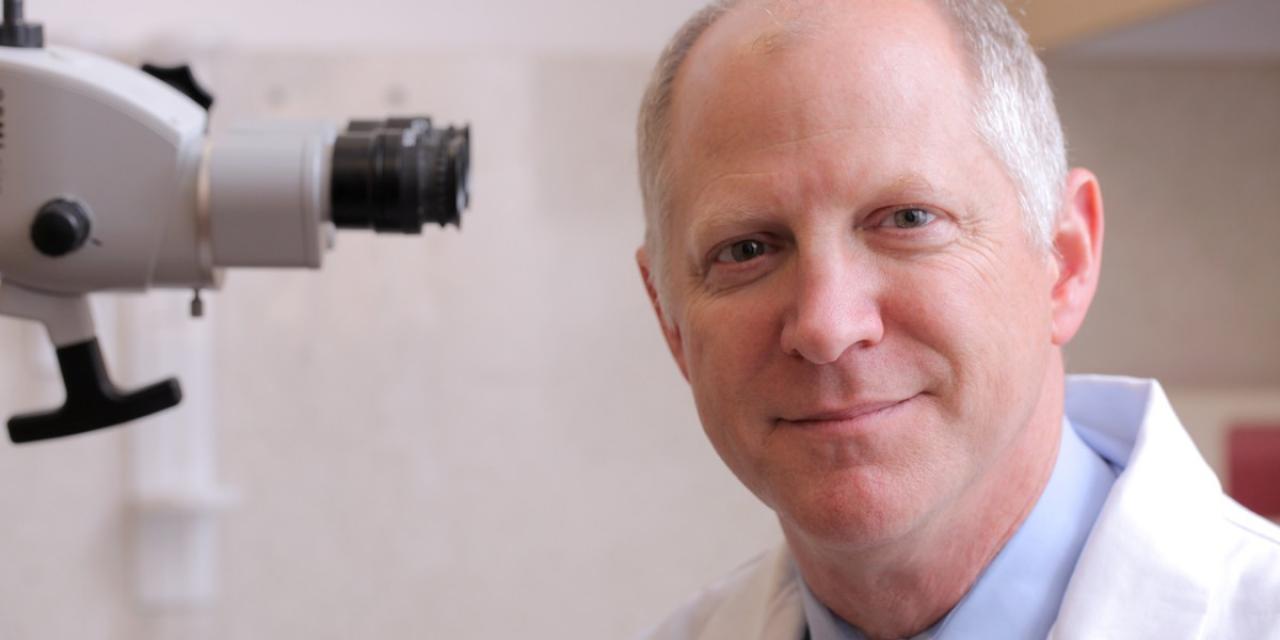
[0,282,183,443]
[8,338,181,443]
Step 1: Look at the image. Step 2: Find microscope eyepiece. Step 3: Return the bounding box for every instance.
[330,117,470,233]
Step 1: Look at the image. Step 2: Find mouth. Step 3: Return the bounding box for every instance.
[776,395,918,430]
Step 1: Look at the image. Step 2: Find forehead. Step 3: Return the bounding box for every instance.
[665,0,982,206]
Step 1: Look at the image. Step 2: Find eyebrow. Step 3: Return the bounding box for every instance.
[687,203,780,248]
[887,173,943,198]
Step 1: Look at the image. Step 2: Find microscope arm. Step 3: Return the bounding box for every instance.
[0,282,181,443]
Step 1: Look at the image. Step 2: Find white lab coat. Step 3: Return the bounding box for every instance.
[641,376,1280,639]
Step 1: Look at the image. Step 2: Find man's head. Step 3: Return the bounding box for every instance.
[639,0,1068,308]
[635,0,1103,549]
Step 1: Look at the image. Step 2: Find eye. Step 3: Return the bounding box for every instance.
[714,239,770,264]
[884,207,936,229]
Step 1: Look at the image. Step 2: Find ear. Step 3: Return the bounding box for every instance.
[1050,168,1105,346]
[636,247,690,381]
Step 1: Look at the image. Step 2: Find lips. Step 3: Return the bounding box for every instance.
[778,396,915,426]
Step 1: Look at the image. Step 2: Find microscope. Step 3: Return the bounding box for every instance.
[0,0,471,443]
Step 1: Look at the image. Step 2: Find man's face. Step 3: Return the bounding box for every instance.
[650,1,1063,546]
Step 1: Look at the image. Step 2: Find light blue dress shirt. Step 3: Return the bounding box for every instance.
[800,418,1117,640]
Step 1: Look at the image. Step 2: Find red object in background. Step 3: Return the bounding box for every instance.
[1227,424,1280,518]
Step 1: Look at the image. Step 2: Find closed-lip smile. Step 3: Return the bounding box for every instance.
[778,396,916,426]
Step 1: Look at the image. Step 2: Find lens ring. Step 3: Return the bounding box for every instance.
[330,116,471,233]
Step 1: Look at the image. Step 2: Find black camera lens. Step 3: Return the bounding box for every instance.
[330,116,470,233]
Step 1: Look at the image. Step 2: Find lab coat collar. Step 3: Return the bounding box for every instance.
[668,376,1226,640]
[694,545,806,640]
[1053,375,1221,637]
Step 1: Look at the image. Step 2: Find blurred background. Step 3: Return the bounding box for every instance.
[0,0,1277,637]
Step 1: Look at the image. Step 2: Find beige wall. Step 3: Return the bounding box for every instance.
[1052,60,1280,386]
[1,41,1278,640]
[1011,0,1205,49]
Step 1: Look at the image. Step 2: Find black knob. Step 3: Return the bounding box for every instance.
[0,0,44,49]
[141,63,214,111]
[31,198,92,257]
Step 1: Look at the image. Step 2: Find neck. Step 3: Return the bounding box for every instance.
[785,360,1066,640]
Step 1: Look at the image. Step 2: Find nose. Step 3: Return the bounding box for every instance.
[779,252,884,364]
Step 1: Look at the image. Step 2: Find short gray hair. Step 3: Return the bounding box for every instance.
[636,0,1067,305]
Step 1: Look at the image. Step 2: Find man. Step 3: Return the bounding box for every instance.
[632,0,1280,638]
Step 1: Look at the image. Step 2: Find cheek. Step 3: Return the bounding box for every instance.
[679,294,786,478]
[903,240,1053,344]
[887,248,1055,435]
[682,293,783,394]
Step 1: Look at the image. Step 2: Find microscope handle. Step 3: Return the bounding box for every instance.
[8,338,182,444]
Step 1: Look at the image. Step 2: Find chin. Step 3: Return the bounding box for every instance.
[771,466,930,550]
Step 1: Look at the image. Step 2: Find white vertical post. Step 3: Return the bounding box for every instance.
[110,292,236,608]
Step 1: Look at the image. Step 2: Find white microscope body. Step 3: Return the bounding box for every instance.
[0,1,470,443]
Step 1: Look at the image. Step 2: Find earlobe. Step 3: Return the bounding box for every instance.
[1049,168,1105,346]
[636,247,690,381]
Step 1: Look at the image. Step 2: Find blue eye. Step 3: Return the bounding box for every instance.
[716,239,769,263]
[889,208,935,229]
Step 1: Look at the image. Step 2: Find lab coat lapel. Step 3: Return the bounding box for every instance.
[695,545,806,640]
[1052,376,1220,638]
